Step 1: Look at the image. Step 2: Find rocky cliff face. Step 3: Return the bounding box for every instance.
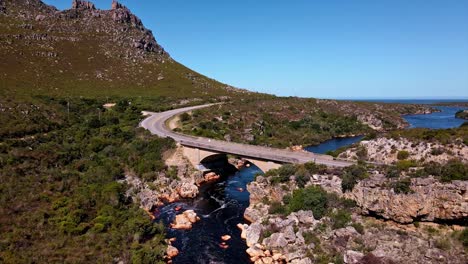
[346,175,468,224]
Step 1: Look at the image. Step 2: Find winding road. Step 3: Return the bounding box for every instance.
[140,104,354,167]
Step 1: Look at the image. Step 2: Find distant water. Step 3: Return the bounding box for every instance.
[353,99,467,129]
[352,99,468,105]
[403,106,467,129]
[305,136,364,154]
[305,99,467,154]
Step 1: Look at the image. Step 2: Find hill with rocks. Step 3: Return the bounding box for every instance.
[0,0,245,99]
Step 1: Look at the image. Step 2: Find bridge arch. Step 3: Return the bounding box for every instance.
[181,146,282,173]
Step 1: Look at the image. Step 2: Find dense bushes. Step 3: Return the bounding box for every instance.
[410,160,467,182]
[397,150,410,160]
[0,97,173,263]
[266,162,327,185]
[389,126,468,145]
[391,178,413,194]
[287,186,329,219]
[341,164,368,192]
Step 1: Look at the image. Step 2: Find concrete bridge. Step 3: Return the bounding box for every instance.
[182,145,283,173]
[140,104,354,172]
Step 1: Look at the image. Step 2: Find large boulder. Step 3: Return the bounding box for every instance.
[178,181,199,198]
[263,233,288,249]
[171,210,200,230]
[245,223,262,247]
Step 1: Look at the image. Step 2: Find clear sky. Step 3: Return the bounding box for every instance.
[44,0,468,99]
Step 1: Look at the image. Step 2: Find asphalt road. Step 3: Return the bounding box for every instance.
[140,104,354,167]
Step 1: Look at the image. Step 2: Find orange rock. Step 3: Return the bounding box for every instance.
[166,245,179,258]
[219,243,229,249]
[221,235,231,241]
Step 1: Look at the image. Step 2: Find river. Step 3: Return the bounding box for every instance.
[156,162,261,264]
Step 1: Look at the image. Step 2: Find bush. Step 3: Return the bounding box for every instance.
[268,164,297,184]
[341,164,368,192]
[459,228,468,248]
[395,159,417,171]
[351,223,365,234]
[287,185,328,219]
[385,166,400,178]
[330,210,352,229]
[397,150,410,160]
[179,112,191,122]
[392,178,413,194]
[268,201,287,215]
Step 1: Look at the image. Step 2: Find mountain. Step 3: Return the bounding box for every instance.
[0,0,245,99]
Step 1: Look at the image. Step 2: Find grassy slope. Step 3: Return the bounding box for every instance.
[0,0,246,101]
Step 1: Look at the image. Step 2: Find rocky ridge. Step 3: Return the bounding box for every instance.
[241,170,467,263]
[339,137,468,164]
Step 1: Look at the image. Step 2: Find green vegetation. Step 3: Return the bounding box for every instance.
[391,178,413,194]
[341,164,369,192]
[388,126,468,145]
[265,162,326,185]
[458,228,468,249]
[287,186,329,219]
[0,96,176,263]
[455,110,468,120]
[397,150,410,160]
[395,159,417,171]
[410,160,468,182]
[178,97,429,148]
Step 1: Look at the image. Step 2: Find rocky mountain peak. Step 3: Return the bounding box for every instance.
[71,0,95,10]
[111,0,124,10]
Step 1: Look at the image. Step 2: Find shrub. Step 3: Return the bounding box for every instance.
[331,210,352,229]
[397,150,410,160]
[435,238,451,251]
[385,166,400,178]
[287,185,328,219]
[395,159,416,171]
[341,164,368,192]
[351,223,365,234]
[179,112,191,122]
[268,201,287,215]
[459,228,468,248]
[392,178,413,194]
[430,148,444,156]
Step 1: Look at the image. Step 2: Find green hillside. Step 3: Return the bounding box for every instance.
[0,0,246,100]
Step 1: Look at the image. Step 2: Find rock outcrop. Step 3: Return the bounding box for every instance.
[346,175,468,224]
[171,210,200,230]
[72,0,95,10]
[339,137,468,164]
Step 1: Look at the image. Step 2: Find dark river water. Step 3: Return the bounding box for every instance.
[156,163,262,264]
[305,136,364,154]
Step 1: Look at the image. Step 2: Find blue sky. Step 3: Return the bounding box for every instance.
[44,0,468,99]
